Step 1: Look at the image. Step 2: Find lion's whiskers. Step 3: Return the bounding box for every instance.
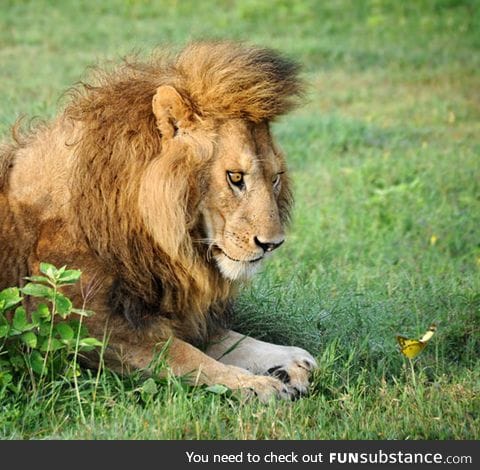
[192,237,216,245]
[192,237,217,262]
[206,244,215,262]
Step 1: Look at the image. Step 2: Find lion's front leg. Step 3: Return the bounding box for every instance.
[205,330,317,398]
[105,336,292,402]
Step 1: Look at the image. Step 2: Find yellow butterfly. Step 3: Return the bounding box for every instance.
[396,324,437,359]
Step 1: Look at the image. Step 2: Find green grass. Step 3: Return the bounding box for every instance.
[1,0,479,439]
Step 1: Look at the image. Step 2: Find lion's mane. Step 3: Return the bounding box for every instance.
[58,42,301,345]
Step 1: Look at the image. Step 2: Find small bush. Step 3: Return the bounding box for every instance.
[0,263,103,392]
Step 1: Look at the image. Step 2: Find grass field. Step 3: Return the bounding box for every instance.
[1,0,479,439]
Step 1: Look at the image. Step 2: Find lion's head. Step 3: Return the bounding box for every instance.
[146,89,293,281]
[140,42,300,281]
[199,119,290,280]
[67,42,302,334]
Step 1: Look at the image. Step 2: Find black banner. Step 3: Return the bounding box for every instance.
[0,440,478,468]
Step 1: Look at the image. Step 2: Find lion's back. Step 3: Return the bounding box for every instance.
[0,140,35,288]
[0,120,76,289]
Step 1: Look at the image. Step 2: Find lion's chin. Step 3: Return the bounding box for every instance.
[214,253,263,281]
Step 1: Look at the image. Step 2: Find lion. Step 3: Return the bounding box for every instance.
[0,42,317,401]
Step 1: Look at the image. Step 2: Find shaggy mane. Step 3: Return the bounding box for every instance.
[64,42,301,344]
[176,41,304,122]
[0,143,14,190]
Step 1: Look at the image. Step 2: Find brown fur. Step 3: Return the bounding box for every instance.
[0,42,303,394]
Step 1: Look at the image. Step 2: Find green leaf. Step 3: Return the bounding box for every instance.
[57,269,82,284]
[141,378,158,395]
[55,323,74,341]
[205,384,230,395]
[54,293,72,317]
[32,304,51,323]
[65,363,81,380]
[0,372,13,385]
[0,287,22,312]
[38,322,51,336]
[21,283,54,299]
[24,275,51,284]
[0,324,9,338]
[40,338,64,352]
[69,319,88,338]
[39,262,58,279]
[10,354,24,369]
[12,307,28,331]
[71,308,95,317]
[31,311,42,326]
[21,331,37,348]
[78,337,103,351]
[30,351,45,375]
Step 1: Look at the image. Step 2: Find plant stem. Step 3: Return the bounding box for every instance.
[41,286,57,380]
[72,312,86,424]
[409,358,416,388]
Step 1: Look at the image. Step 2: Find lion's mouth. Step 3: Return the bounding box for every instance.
[211,245,265,281]
[214,246,263,264]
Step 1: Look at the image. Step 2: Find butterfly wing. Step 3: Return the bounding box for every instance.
[396,335,426,359]
[419,324,437,343]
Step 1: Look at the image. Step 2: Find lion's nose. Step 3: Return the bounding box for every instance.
[253,236,285,253]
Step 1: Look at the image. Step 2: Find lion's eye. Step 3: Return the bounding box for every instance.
[273,173,282,189]
[227,171,245,189]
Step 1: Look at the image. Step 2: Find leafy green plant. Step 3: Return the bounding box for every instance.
[0,263,103,391]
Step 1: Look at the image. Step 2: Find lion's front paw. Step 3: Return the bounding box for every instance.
[215,366,297,402]
[264,347,317,398]
[238,375,292,402]
[208,333,318,399]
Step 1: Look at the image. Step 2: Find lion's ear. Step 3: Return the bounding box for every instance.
[152,85,192,138]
